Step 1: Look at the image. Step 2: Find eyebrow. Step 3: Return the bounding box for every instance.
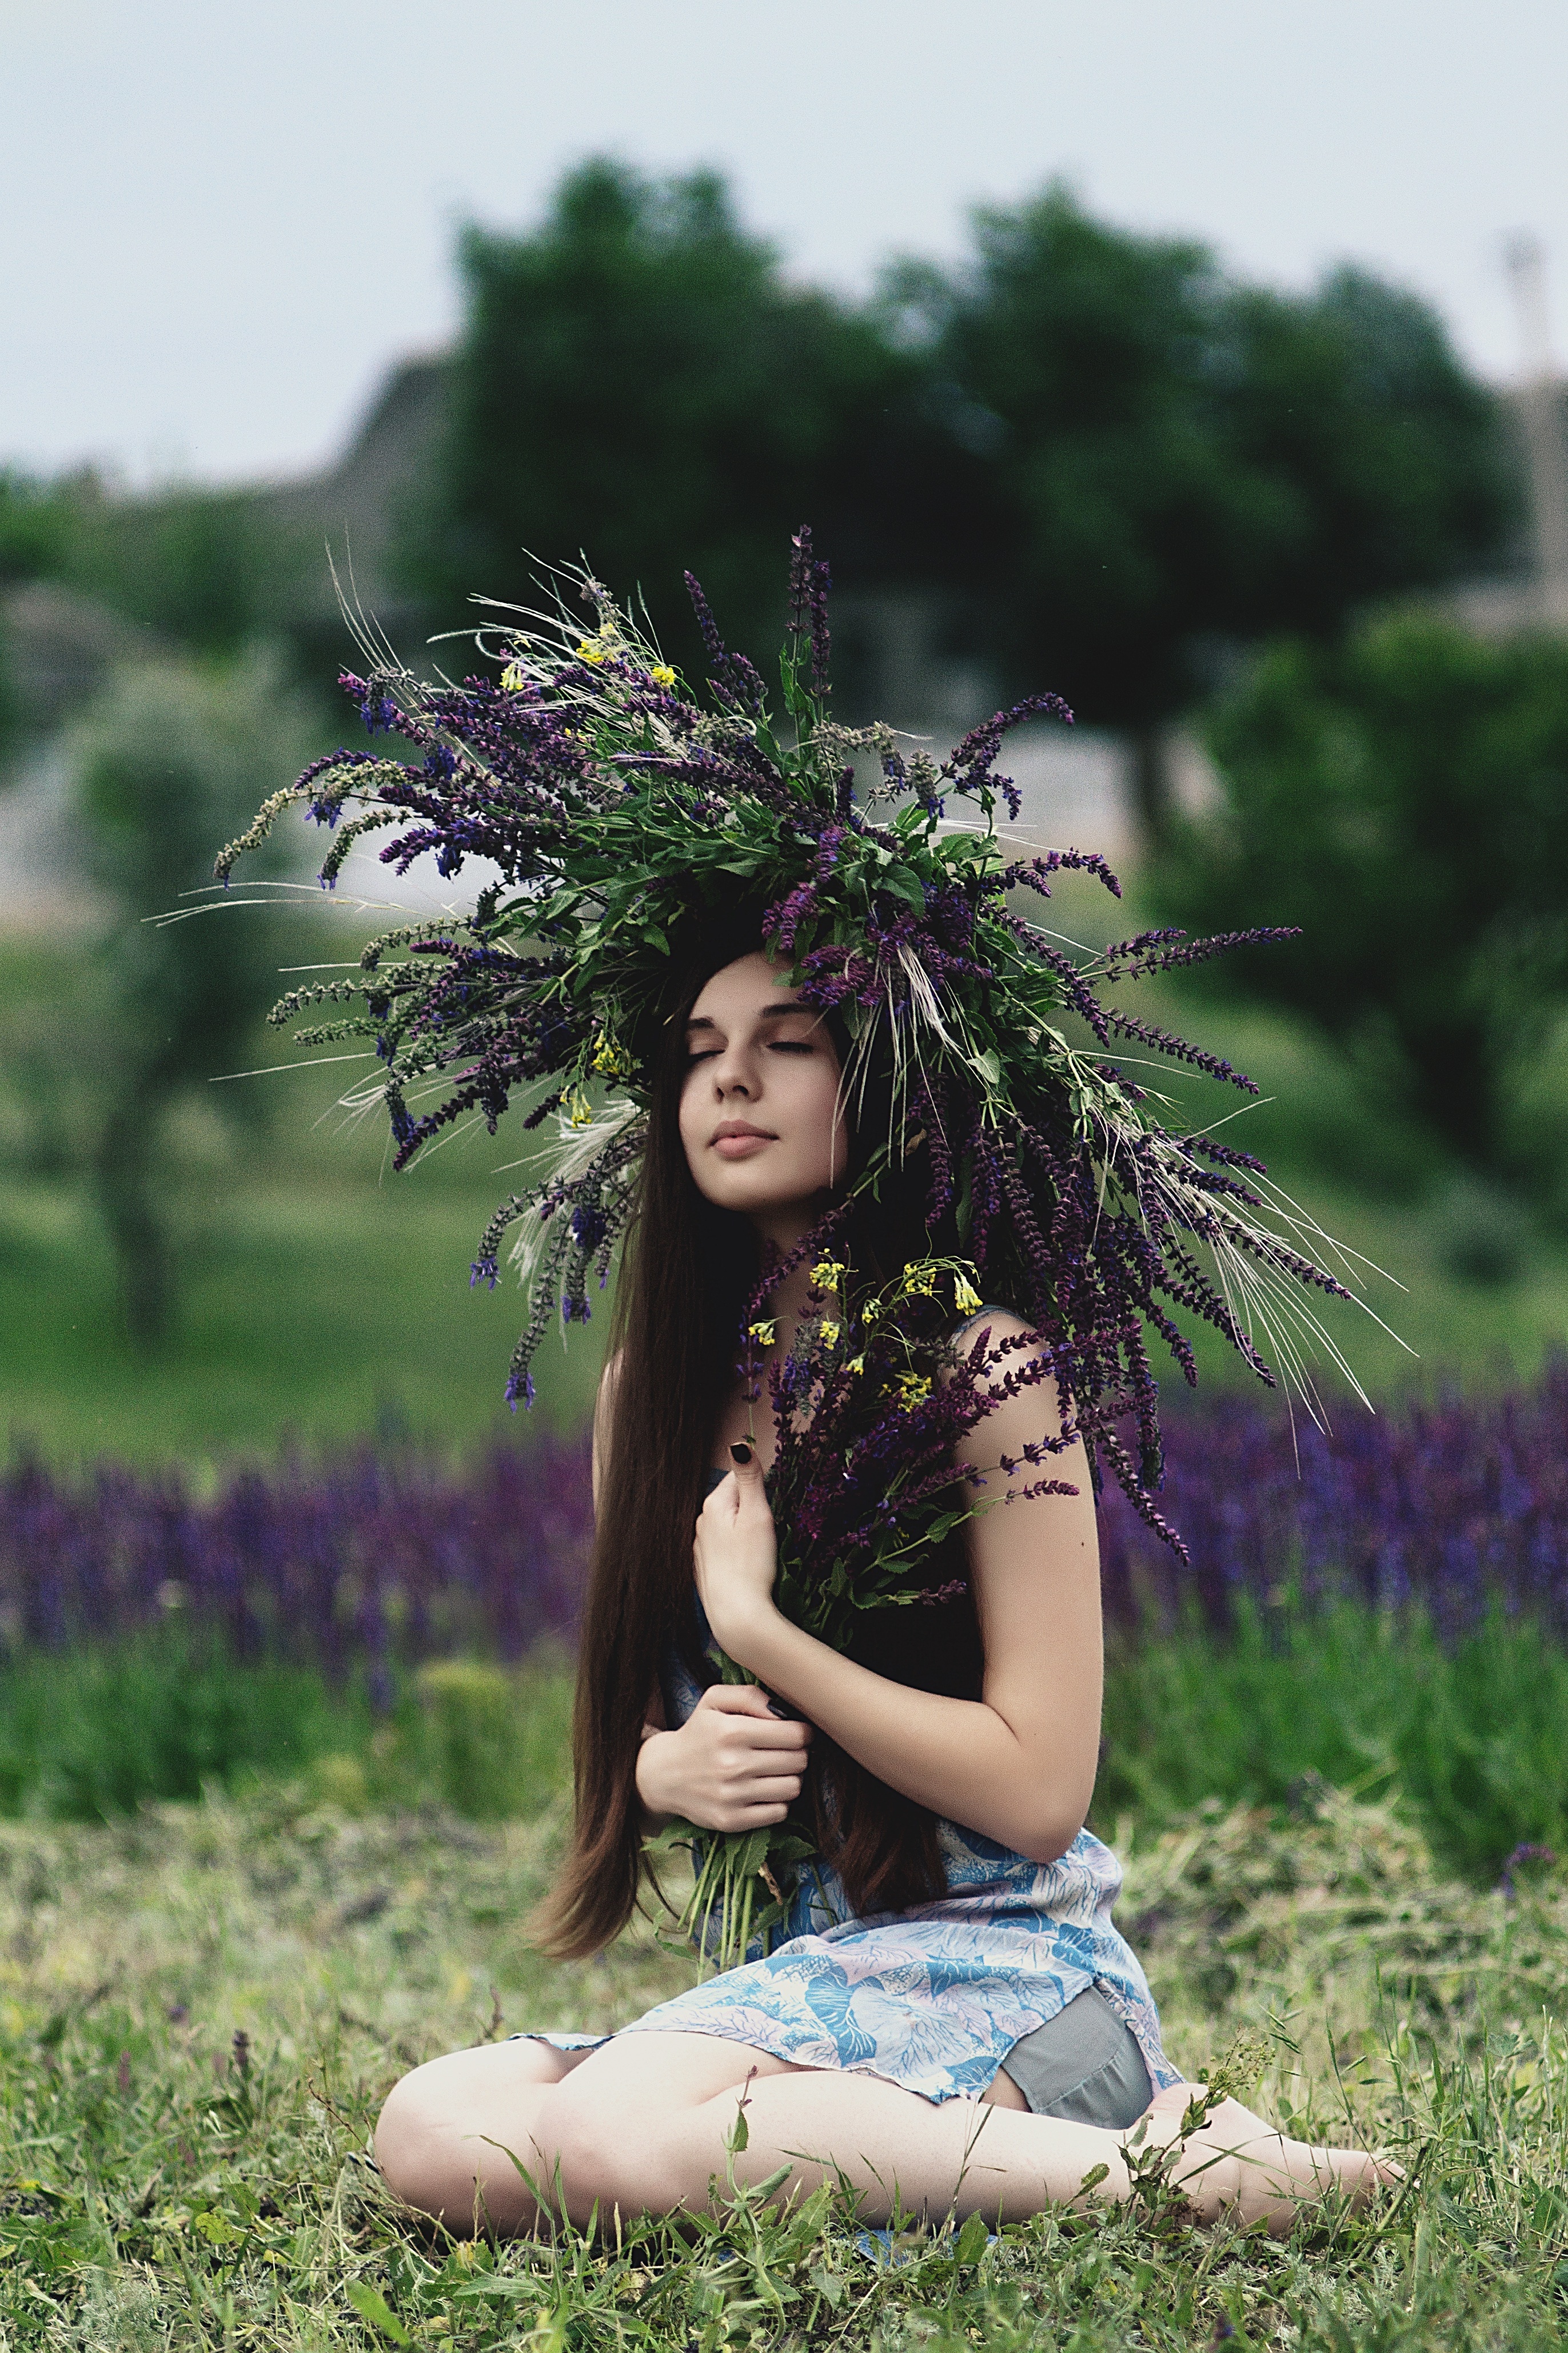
[686,1000,812,1032]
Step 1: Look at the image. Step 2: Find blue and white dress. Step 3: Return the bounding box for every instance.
[538,1576,1178,2110]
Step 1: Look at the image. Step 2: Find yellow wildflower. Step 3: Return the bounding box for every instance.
[559,1086,593,1129]
[590,1032,632,1080]
[901,1260,937,1297]
[748,1319,778,1347]
[650,664,677,688]
[500,659,526,692]
[574,638,609,666]
[811,1257,847,1291]
[893,1374,932,1411]
[845,1355,865,1376]
[819,1320,841,1348]
[953,1271,984,1316]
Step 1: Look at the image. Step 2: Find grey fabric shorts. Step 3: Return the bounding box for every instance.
[999,1985,1153,2128]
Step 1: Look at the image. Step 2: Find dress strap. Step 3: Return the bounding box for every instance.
[952,1304,1014,1344]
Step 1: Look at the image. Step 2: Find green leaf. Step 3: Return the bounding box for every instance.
[345,2279,410,2343]
[954,2209,990,2266]
[881,866,927,910]
[643,1816,704,1857]
[193,2211,244,2249]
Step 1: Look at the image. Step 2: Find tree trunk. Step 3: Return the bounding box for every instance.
[1129,724,1172,847]
[1406,1018,1505,1174]
[94,1093,172,1349]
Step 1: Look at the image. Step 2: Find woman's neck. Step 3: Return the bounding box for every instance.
[751,1204,829,1318]
[746,1201,838,1395]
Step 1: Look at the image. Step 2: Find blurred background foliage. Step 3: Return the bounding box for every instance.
[1157,615,1568,1184]
[0,158,1562,1453]
[2,158,1568,1858]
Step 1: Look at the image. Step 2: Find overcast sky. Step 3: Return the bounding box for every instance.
[6,0,1566,488]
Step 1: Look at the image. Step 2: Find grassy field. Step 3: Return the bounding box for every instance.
[4,902,1568,1465]
[0,915,608,1465]
[0,1154,605,1467]
[10,1600,1568,1893]
[5,1776,1568,2348]
[5,899,1568,2344]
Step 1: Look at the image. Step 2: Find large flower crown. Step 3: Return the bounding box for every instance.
[218,531,1368,1539]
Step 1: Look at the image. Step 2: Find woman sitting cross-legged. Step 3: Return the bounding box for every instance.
[374,940,1396,2239]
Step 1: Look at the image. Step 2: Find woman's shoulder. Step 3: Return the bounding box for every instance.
[948,1307,1067,1453]
[591,1349,627,1507]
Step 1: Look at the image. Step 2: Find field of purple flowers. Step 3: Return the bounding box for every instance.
[3,1370,1567,1871]
[6,1366,1566,1661]
[1099,1357,1568,1638]
[0,1432,593,1674]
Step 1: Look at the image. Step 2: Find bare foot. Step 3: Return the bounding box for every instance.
[1128,2081,1399,2236]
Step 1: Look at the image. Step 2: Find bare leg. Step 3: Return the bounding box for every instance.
[376,2039,596,2235]
[378,2032,1395,2239]
[1137,2081,1401,2233]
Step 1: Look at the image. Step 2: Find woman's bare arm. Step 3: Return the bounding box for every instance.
[692,1316,1103,1865]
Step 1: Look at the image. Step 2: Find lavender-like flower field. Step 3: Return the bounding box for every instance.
[3,1365,1567,1673]
[0,1435,593,1686]
[1099,1360,1568,1639]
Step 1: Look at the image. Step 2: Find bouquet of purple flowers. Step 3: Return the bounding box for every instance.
[651,1249,1075,1970]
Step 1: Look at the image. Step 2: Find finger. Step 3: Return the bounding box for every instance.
[727,1440,772,1511]
[697,1681,778,1717]
[716,1802,792,1831]
[726,1774,805,1806]
[698,1478,737,1525]
[709,1713,808,1750]
[725,1713,813,1746]
[730,1751,812,1789]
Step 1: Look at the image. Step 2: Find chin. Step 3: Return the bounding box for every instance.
[701,1166,828,1218]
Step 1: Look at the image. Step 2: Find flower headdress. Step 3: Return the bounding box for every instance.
[218,531,1371,1543]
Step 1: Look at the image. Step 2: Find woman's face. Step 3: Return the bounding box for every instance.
[678,951,848,1231]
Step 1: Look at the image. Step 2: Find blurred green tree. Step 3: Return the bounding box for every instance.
[0,465,313,659]
[0,468,79,583]
[405,158,944,666]
[73,650,313,1343]
[66,487,313,655]
[891,186,1518,830]
[1154,614,1568,1174]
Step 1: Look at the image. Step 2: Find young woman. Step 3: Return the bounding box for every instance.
[374,940,1394,2240]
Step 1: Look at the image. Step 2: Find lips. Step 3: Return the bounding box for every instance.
[712,1121,776,1161]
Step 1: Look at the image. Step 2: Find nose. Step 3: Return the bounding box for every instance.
[708,1034,756,1098]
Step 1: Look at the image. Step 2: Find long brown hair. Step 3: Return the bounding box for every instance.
[533,923,982,1960]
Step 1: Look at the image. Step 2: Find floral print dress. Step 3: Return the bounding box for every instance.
[537,1588,1178,2108]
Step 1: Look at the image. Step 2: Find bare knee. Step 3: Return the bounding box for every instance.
[375,2061,464,2217]
[375,2041,576,2231]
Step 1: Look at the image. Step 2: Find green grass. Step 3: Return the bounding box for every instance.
[0,1156,605,1466]
[0,1635,575,1826]
[10,1604,1568,1892]
[1099,1600,1568,1885]
[0,920,608,1466]
[6,1776,1568,2347]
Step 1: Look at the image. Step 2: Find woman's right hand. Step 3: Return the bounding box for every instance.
[636,1683,813,1832]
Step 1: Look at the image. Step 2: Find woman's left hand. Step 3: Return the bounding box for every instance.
[693,1444,780,1665]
